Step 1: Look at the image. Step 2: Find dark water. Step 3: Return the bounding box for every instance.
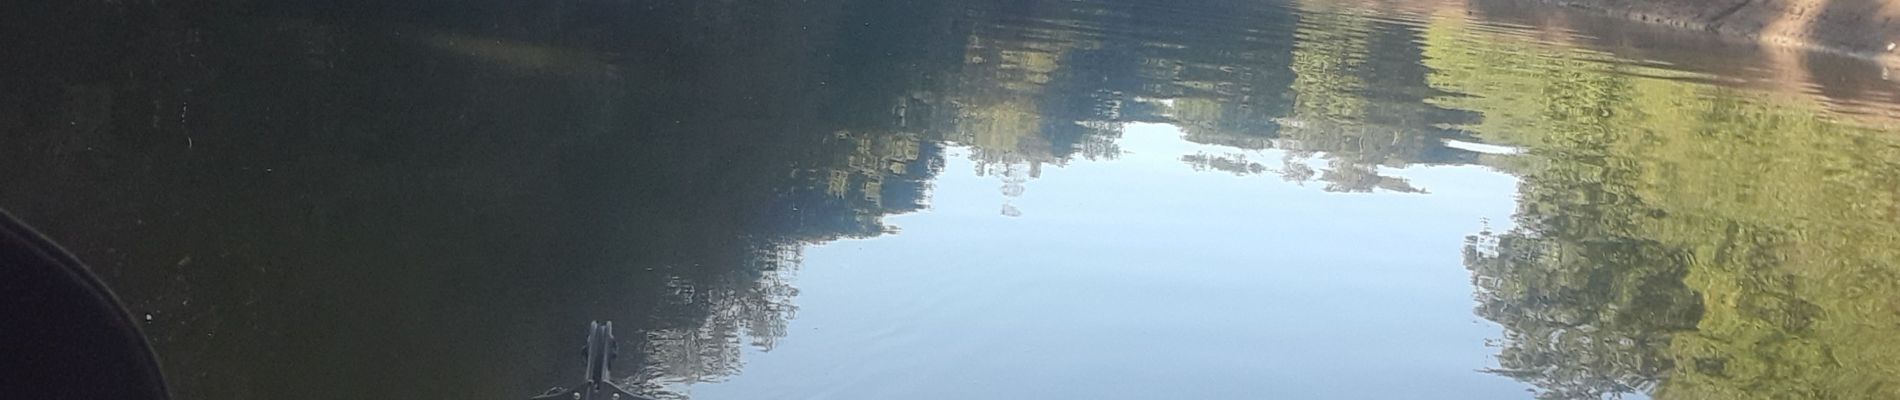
[5,0,1900,398]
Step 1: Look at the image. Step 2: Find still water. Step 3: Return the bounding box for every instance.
[4,0,1900,398]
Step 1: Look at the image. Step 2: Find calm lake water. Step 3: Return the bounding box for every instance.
[5,0,1900,398]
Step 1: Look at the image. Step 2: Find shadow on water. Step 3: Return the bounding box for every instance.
[2,0,943,398]
[4,0,1900,398]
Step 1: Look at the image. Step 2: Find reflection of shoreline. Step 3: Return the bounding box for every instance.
[1505,0,1900,67]
[8,0,1899,398]
[1443,0,1900,394]
[1456,0,1900,125]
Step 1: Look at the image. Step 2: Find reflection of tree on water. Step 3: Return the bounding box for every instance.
[620,0,1508,386]
[1430,5,1900,398]
[1277,0,1485,193]
[924,0,1481,200]
[937,5,1110,216]
[1182,152,1270,176]
[21,0,1899,398]
[0,0,954,398]
[986,162,1035,217]
[639,246,802,389]
[0,0,1562,398]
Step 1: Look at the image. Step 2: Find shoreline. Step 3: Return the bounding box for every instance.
[1526,0,1900,65]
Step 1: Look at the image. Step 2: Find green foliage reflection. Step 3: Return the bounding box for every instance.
[1429,9,1900,400]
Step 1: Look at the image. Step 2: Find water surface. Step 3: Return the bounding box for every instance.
[4,0,1900,399]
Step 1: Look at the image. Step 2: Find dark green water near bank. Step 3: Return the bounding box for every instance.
[4,0,1900,399]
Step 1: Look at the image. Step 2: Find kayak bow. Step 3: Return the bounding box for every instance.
[532,321,654,400]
